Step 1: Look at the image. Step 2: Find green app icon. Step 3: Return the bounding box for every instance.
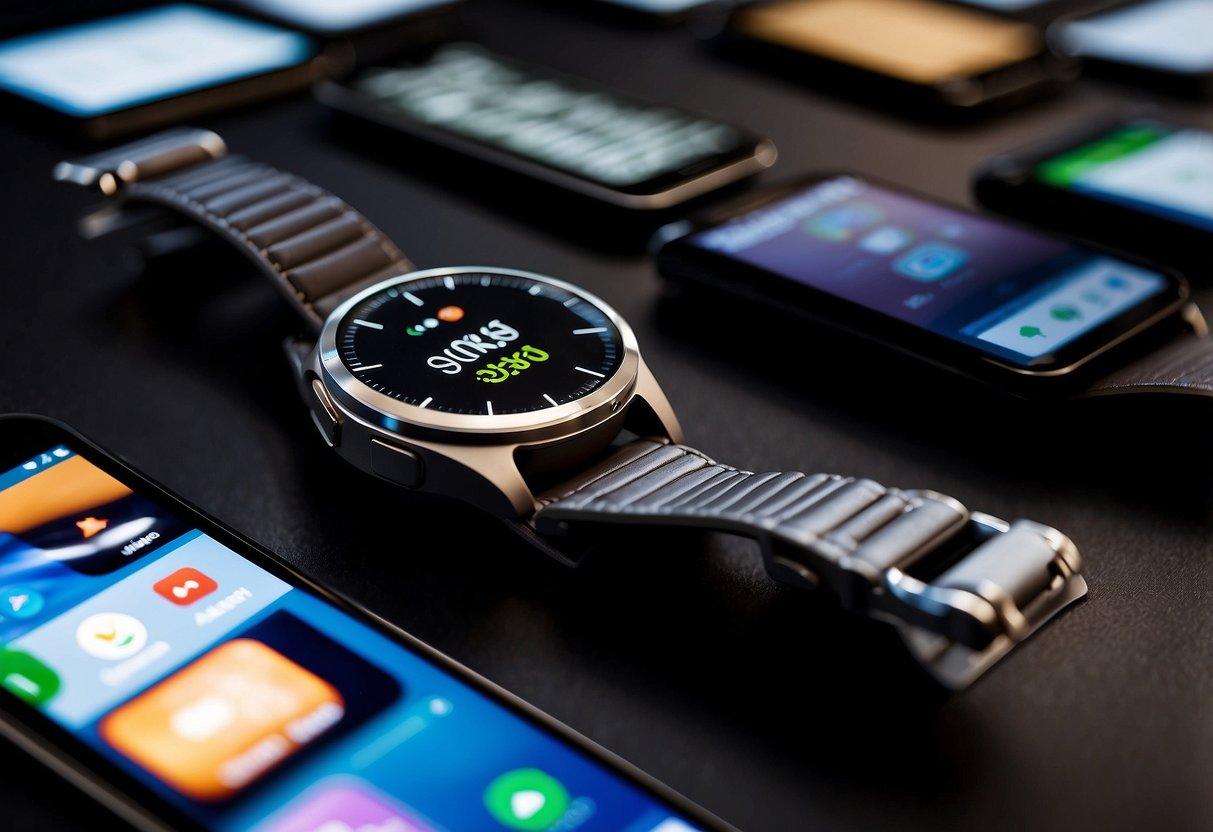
[484,768,571,830]
[1050,305,1082,322]
[0,648,60,706]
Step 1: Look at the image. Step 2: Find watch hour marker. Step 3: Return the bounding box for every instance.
[355,363,383,372]
[481,275,491,286]
[543,394,558,407]
[575,366,605,378]
[573,327,607,335]
[563,297,579,307]
[403,292,424,306]
[418,397,432,408]
[352,319,383,330]
[528,285,542,295]
[486,401,494,415]
[444,276,455,290]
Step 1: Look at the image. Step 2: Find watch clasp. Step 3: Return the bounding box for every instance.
[767,495,1086,690]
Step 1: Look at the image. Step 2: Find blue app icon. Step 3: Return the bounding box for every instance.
[0,586,45,620]
[894,243,969,282]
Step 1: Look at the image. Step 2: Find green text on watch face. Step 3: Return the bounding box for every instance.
[337,271,625,416]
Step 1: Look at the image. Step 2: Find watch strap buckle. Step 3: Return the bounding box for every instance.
[53,127,226,195]
[886,518,1087,689]
[776,490,1086,689]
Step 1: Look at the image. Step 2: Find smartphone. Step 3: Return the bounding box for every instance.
[974,115,1213,278]
[0,413,727,832]
[652,173,1189,397]
[1048,0,1213,97]
[314,43,777,211]
[220,0,461,36]
[0,4,322,140]
[719,0,1070,115]
[557,0,740,25]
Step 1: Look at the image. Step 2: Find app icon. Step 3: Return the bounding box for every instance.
[76,612,147,660]
[858,226,913,255]
[649,821,703,832]
[894,243,969,282]
[1050,305,1082,322]
[0,648,60,706]
[1020,326,1046,339]
[100,639,345,801]
[0,455,190,575]
[484,768,571,831]
[258,779,435,832]
[153,567,218,607]
[75,516,108,538]
[0,585,45,619]
[804,202,883,241]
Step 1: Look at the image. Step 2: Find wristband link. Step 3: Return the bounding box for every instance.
[57,128,1089,689]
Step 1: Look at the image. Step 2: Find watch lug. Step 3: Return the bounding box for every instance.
[629,357,684,444]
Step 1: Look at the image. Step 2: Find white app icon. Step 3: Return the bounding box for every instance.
[76,612,148,660]
[858,226,913,255]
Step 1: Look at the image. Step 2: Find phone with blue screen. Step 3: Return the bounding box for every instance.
[974,115,1213,278]
[0,4,320,139]
[0,414,725,832]
[653,173,1190,398]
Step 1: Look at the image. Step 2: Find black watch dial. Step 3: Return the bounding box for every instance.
[337,271,626,416]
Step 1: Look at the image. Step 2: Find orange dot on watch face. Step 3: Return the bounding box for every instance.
[437,306,464,322]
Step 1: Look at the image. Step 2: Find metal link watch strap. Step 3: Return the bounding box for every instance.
[534,440,1086,689]
[54,128,414,330]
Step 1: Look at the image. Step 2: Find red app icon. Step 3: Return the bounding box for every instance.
[153,568,217,607]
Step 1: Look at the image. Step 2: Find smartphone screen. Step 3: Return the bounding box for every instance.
[729,0,1042,86]
[1031,121,1213,232]
[227,0,457,34]
[0,444,708,831]
[322,43,775,206]
[1051,0,1213,76]
[0,4,314,118]
[665,175,1181,370]
[588,0,723,14]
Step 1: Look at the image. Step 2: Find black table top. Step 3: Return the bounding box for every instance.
[3,1,1212,830]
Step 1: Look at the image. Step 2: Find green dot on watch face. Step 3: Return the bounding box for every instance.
[483,767,571,830]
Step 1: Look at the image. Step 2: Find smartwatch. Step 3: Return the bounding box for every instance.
[55,128,1087,690]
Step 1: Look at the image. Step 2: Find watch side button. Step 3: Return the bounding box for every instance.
[309,379,342,447]
[370,438,424,489]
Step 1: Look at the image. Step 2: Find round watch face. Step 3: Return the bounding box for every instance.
[332,270,628,417]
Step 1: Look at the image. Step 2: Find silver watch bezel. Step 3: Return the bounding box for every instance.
[318,266,643,444]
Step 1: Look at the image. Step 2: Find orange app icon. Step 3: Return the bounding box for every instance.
[100,639,344,801]
[75,516,108,538]
[153,567,217,606]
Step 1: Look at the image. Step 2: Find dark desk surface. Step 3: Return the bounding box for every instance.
[3,1,1213,830]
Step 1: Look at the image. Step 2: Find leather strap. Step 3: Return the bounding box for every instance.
[1084,327,1213,398]
[534,439,1087,690]
[53,128,414,330]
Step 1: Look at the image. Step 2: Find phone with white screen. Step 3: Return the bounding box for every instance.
[0,413,726,832]
[1048,0,1213,97]
[0,4,321,139]
[222,0,460,35]
[974,115,1213,278]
